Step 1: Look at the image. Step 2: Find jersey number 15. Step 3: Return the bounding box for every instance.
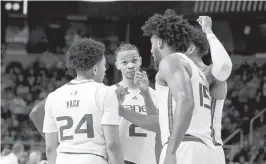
[199,83,211,110]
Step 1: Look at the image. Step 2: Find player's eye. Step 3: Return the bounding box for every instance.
[122,61,127,65]
[132,59,138,63]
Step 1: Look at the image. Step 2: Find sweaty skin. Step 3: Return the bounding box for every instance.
[157,55,194,162]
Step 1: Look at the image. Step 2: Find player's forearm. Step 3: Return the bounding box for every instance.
[141,90,158,115]
[166,100,194,155]
[106,142,124,164]
[46,148,57,164]
[206,30,232,81]
[29,103,45,138]
[120,105,160,133]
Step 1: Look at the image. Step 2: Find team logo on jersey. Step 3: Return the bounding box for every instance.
[132,96,138,100]
[70,90,78,95]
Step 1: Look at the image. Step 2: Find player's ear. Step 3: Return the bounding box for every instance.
[115,61,120,70]
[157,38,164,49]
[139,56,142,65]
[92,65,97,76]
[186,44,196,55]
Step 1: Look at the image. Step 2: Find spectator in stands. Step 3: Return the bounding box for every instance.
[1,148,11,157]
[237,155,249,164]
[27,150,42,164]
[0,142,24,164]
[19,152,29,164]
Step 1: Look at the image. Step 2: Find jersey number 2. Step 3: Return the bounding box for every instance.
[129,124,147,137]
[56,114,94,141]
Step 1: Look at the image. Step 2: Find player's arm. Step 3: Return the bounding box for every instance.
[135,71,159,116]
[199,16,232,82]
[205,65,228,100]
[161,57,195,158]
[119,105,160,133]
[45,133,58,164]
[29,98,47,138]
[43,94,59,164]
[100,88,124,164]
[141,89,159,115]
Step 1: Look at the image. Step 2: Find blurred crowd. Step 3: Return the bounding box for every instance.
[223,61,266,164]
[1,54,266,163]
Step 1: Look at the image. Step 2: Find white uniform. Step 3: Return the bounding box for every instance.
[157,53,220,164]
[111,84,157,164]
[0,153,19,164]
[211,97,226,164]
[43,79,120,164]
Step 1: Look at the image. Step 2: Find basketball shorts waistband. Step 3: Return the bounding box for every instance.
[163,134,206,146]
[60,152,106,160]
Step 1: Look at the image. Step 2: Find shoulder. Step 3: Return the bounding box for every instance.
[44,91,55,108]
[110,84,119,91]
[159,54,191,77]
[96,83,116,100]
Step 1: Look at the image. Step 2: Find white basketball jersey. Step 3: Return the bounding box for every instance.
[43,80,119,159]
[156,53,214,149]
[211,98,225,145]
[111,85,157,164]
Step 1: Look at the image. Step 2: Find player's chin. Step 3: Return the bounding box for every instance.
[125,74,135,80]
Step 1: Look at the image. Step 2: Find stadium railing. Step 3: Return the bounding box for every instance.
[249,108,266,144]
[223,128,244,148]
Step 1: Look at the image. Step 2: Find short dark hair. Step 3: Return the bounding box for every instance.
[66,38,105,71]
[115,43,139,58]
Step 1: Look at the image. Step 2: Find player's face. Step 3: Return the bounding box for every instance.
[95,56,106,82]
[115,50,141,80]
[150,35,163,67]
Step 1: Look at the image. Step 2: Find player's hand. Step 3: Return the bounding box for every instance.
[197,16,212,34]
[134,71,149,92]
[115,86,127,105]
[163,154,177,164]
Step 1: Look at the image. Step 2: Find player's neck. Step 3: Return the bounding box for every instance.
[75,75,95,81]
[189,55,206,70]
[120,78,138,90]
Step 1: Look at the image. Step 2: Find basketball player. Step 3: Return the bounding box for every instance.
[197,16,232,164]
[141,10,232,164]
[42,38,124,164]
[112,43,159,164]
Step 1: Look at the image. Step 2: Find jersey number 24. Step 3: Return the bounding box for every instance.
[56,114,94,141]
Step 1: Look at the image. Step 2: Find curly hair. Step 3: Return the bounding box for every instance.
[115,42,140,58]
[188,20,210,56]
[142,9,195,53]
[65,38,105,71]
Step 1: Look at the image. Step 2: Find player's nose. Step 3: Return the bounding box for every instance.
[127,62,135,69]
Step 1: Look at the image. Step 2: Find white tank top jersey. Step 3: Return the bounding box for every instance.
[211,97,225,145]
[111,84,157,164]
[43,79,120,160]
[156,53,215,149]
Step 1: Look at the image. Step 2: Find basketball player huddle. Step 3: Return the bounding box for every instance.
[30,9,232,164]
